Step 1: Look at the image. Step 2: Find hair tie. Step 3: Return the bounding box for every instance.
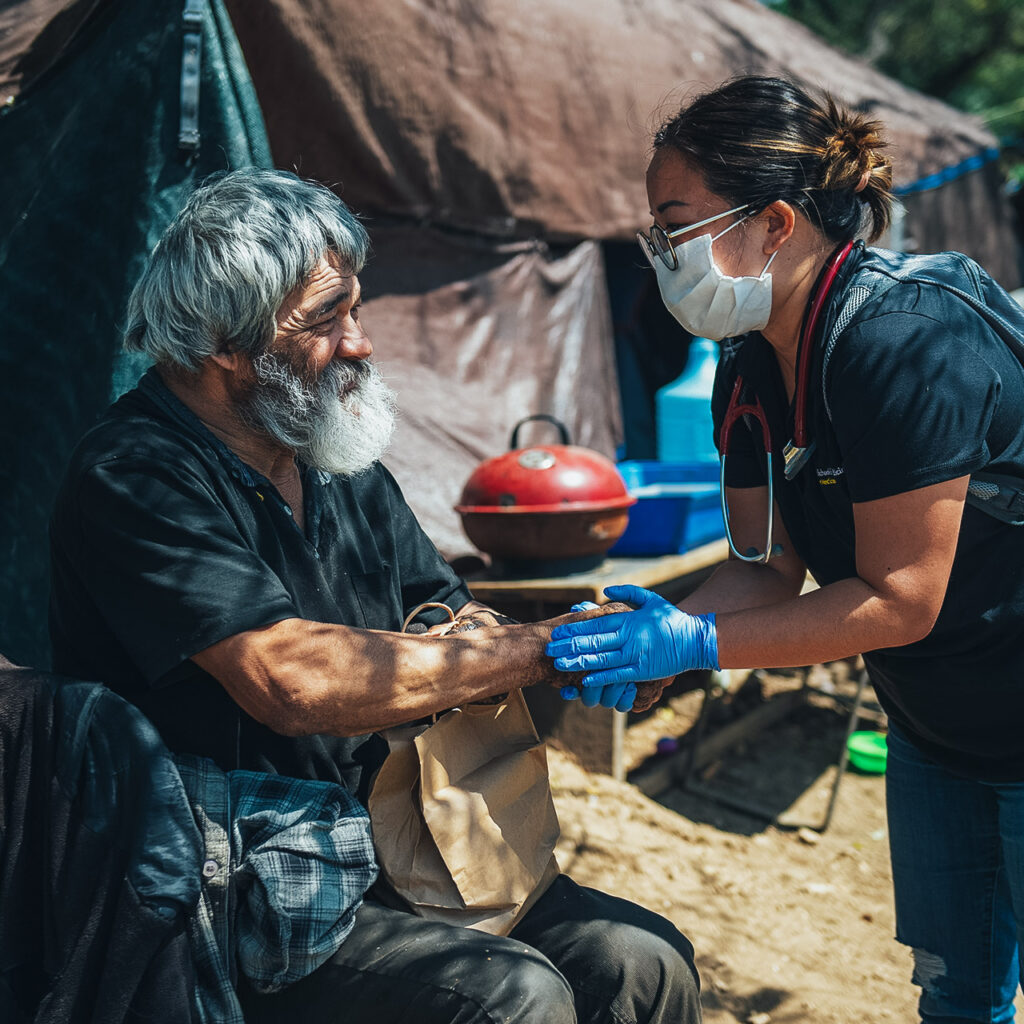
[855,168,871,193]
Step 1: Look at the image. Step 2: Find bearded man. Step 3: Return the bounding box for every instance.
[48,168,701,1024]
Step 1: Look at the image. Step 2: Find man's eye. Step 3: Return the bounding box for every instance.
[351,303,362,320]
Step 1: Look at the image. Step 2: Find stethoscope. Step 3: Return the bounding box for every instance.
[719,240,856,564]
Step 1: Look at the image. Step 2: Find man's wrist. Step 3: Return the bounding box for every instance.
[455,609,519,628]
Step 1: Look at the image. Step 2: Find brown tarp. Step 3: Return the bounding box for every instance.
[224,0,1019,283]
[0,0,102,101]
[6,0,1018,279]
[4,0,1020,566]
[899,163,1020,287]
[362,228,621,558]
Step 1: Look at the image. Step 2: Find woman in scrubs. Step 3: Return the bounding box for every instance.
[549,75,1024,1023]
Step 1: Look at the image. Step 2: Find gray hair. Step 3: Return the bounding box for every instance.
[124,168,370,370]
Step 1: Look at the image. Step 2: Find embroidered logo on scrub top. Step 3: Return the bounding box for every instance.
[816,467,844,486]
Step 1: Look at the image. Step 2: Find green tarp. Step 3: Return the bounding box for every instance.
[0,0,271,666]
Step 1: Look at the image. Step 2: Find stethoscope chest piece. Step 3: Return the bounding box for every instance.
[783,439,816,480]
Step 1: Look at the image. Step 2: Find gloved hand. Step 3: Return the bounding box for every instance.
[547,585,719,687]
[558,602,637,712]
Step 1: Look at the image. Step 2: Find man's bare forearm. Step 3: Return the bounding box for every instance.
[194,609,602,737]
[311,619,570,733]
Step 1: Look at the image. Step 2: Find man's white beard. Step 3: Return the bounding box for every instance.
[242,353,397,476]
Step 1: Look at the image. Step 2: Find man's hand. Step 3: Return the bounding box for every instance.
[548,588,718,711]
[554,602,635,711]
[630,677,677,714]
[550,601,678,713]
[443,602,643,695]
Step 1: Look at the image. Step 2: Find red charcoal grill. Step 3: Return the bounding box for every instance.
[456,416,636,577]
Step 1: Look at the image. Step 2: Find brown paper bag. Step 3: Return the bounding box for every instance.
[368,689,560,936]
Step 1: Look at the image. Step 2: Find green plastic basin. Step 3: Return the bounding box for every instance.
[847,731,888,774]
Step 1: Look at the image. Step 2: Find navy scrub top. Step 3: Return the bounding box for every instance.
[711,244,1024,781]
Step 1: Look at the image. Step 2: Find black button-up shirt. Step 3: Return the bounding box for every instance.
[49,369,471,798]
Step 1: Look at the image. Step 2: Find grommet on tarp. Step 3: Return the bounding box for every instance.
[178,0,204,154]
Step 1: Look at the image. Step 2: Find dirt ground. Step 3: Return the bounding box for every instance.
[547,666,1024,1023]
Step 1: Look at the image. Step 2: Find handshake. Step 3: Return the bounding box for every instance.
[544,586,719,714]
[418,585,718,716]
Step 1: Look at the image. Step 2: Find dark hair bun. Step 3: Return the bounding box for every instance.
[655,77,894,242]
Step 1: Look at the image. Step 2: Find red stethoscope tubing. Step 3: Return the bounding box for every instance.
[719,377,770,456]
[792,239,856,448]
[720,239,856,459]
[717,239,856,564]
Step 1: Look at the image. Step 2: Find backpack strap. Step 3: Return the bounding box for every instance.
[820,251,1024,524]
[966,472,1024,526]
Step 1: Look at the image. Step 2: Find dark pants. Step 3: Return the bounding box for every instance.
[887,725,1024,1023]
[239,875,702,1024]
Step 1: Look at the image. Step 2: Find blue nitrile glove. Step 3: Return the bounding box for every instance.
[558,602,637,711]
[547,584,719,687]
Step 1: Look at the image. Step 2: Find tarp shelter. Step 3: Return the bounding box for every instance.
[0,0,271,665]
[1,0,1020,667]
[225,0,1021,552]
[226,0,1020,272]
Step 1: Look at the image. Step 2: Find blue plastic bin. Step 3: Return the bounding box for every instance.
[609,461,724,556]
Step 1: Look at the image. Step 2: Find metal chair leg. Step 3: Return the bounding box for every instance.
[678,671,719,789]
[675,666,871,832]
[815,667,870,833]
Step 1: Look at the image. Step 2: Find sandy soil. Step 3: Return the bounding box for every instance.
[547,667,1024,1023]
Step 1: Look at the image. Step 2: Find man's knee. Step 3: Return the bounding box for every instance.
[581,917,701,1023]
[361,944,576,1024]
[240,928,576,1024]
[639,926,702,1021]
[513,878,701,1023]
[372,920,577,1024]
[477,943,577,1024]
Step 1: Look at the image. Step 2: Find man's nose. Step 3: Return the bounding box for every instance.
[337,327,373,362]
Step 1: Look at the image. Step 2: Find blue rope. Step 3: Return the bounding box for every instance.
[894,147,1002,196]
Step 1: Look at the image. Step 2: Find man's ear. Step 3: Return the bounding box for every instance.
[209,345,244,373]
[762,200,796,255]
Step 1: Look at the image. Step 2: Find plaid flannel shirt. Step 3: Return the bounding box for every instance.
[175,756,378,1024]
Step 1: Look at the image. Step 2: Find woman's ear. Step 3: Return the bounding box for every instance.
[762,200,796,255]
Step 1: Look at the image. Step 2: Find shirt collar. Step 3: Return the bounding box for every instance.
[137,367,335,494]
[137,367,268,490]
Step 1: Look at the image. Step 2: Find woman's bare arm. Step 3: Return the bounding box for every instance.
[712,477,968,668]
[677,486,808,616]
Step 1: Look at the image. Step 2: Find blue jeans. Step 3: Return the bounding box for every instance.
[887,725,1024,1023]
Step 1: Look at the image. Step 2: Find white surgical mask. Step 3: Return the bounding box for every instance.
[649,217,778,340]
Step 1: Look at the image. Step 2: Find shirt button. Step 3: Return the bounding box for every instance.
[202,859,219,878]
[283,505,293,516]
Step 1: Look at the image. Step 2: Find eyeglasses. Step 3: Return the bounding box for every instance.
[637,203,751,270]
